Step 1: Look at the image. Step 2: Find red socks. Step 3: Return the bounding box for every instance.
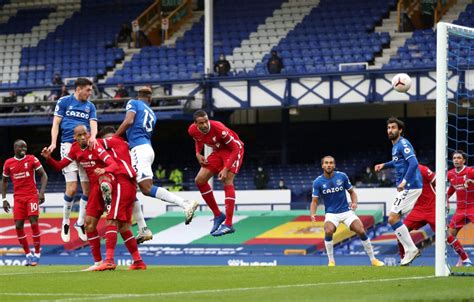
[121,230,141,262]
[30,222,41,255]
[197,182,221,217]
[86,230,102,262]
[448,235,468,261]
[16,228,31,255]
[223,184,235,226]
[105,225,118,261]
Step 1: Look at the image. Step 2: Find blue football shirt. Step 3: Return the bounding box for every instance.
[391,138,422,189]
[54,95,97,143]
[125,99,156,149]
[312,171,353,214]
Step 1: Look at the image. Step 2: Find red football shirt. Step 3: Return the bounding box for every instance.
[47,142,117,184]
[447,166,474,210]
[2,155,42,200]
[414,164,435,209]
[99,136,136,179]
[188,120,244,169]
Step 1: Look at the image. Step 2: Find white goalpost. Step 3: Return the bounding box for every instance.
[436,21,474,277]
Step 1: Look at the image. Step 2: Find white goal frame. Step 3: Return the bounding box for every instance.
[436,22,474,277]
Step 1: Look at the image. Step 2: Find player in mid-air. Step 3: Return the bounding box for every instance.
[397,164,436,261]
[375,117,422,266]
[2,140,48,266]
[188,110,244,236]
[115,87,198,243]
[447,150,473,267]
[95,126,147,270]
[311,156,384,267]
[42,125,119,271]
[48,77,96,242]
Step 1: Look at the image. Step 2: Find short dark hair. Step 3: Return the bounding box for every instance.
[321,155,335,165]
[138,87,152,99]
[75,77,93,88]
[193,110,208,121]
[387,116,405,132]
[98,126,116,138]
[453,150,467,161]
[13,139,26,147]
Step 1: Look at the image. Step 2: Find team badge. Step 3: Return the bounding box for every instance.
[336,179,343,186]
[404,148,410,154]
[85,107,90,113]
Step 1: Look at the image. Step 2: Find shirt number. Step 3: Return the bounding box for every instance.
[143,109,155,133]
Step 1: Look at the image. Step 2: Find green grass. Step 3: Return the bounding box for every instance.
[0,266,473,301]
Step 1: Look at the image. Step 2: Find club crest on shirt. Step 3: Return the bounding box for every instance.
[88,154,92,160]
[212,136,216,142]
[336,179,343,186]
[24,163,28,169]
[85,107,90,113]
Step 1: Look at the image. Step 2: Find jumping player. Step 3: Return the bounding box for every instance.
[115,87,197,243]
[2,140,48,266]
[311,155,384,267]
[188,110,244,236]
[47,77,97,242]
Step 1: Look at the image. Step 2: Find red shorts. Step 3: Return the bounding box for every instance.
[13,197,39,220]
[86,183,105,219]
[205,148,244,175]
[449,208,474,229]
[106,175,136,223]
[404,208,435,231]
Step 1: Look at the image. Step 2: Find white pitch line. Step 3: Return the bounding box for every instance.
[0,269,81,276]
[38,275,436,302]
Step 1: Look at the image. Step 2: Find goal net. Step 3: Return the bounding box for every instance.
[436,21,474,276]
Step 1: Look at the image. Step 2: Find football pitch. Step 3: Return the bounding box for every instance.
[0,266,473,301]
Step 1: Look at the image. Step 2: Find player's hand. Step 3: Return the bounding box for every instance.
[196,153,207,166]
[94,168,106,175]
[464,179,474,188]
[350,202,358,210]
[47,143,56,153]
[41,147,52,160]
[3,199,11,213]
[88,137,97,150]
[397,182,406,192]
[310,214,317,223]
[39,192,45,205]
[218,168,229,181]
[374,163,384,172]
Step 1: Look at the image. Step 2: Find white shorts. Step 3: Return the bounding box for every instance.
[60,142,89,183]
[390,188,422,215]
[130,144,154,183]
[325,210,360,228]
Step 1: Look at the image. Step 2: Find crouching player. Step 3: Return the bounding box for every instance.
[310,156,384,267]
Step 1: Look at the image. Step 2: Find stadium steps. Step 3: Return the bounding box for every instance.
[162,11,204,47]
[227,0,320,72]
[372,10,412,69]
[439,0,471,23]
[98,45,141,84]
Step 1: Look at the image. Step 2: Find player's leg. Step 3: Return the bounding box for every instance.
[323,217,337,266]
[62,178,77,242]
[13,200,34,265]
[133,198,153,244]
[213,172,237,237]
[388,189,421,266]
[346,214,384,266]
[28,215,41,265]
[195,167,225,233]
[119,222,147,270]
[397,211,424,260]
[14,219,34,265]
[96,219,119,271]
[74,166,89,242]
[83,215,102,271]
[447,215,471,266]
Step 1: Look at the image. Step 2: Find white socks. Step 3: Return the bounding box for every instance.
[325,240,334,262]
[361,239,375,261]
[76,197,87,226]
[132,200,148,232]
[394,224,417,252]
[154,187,186,209]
